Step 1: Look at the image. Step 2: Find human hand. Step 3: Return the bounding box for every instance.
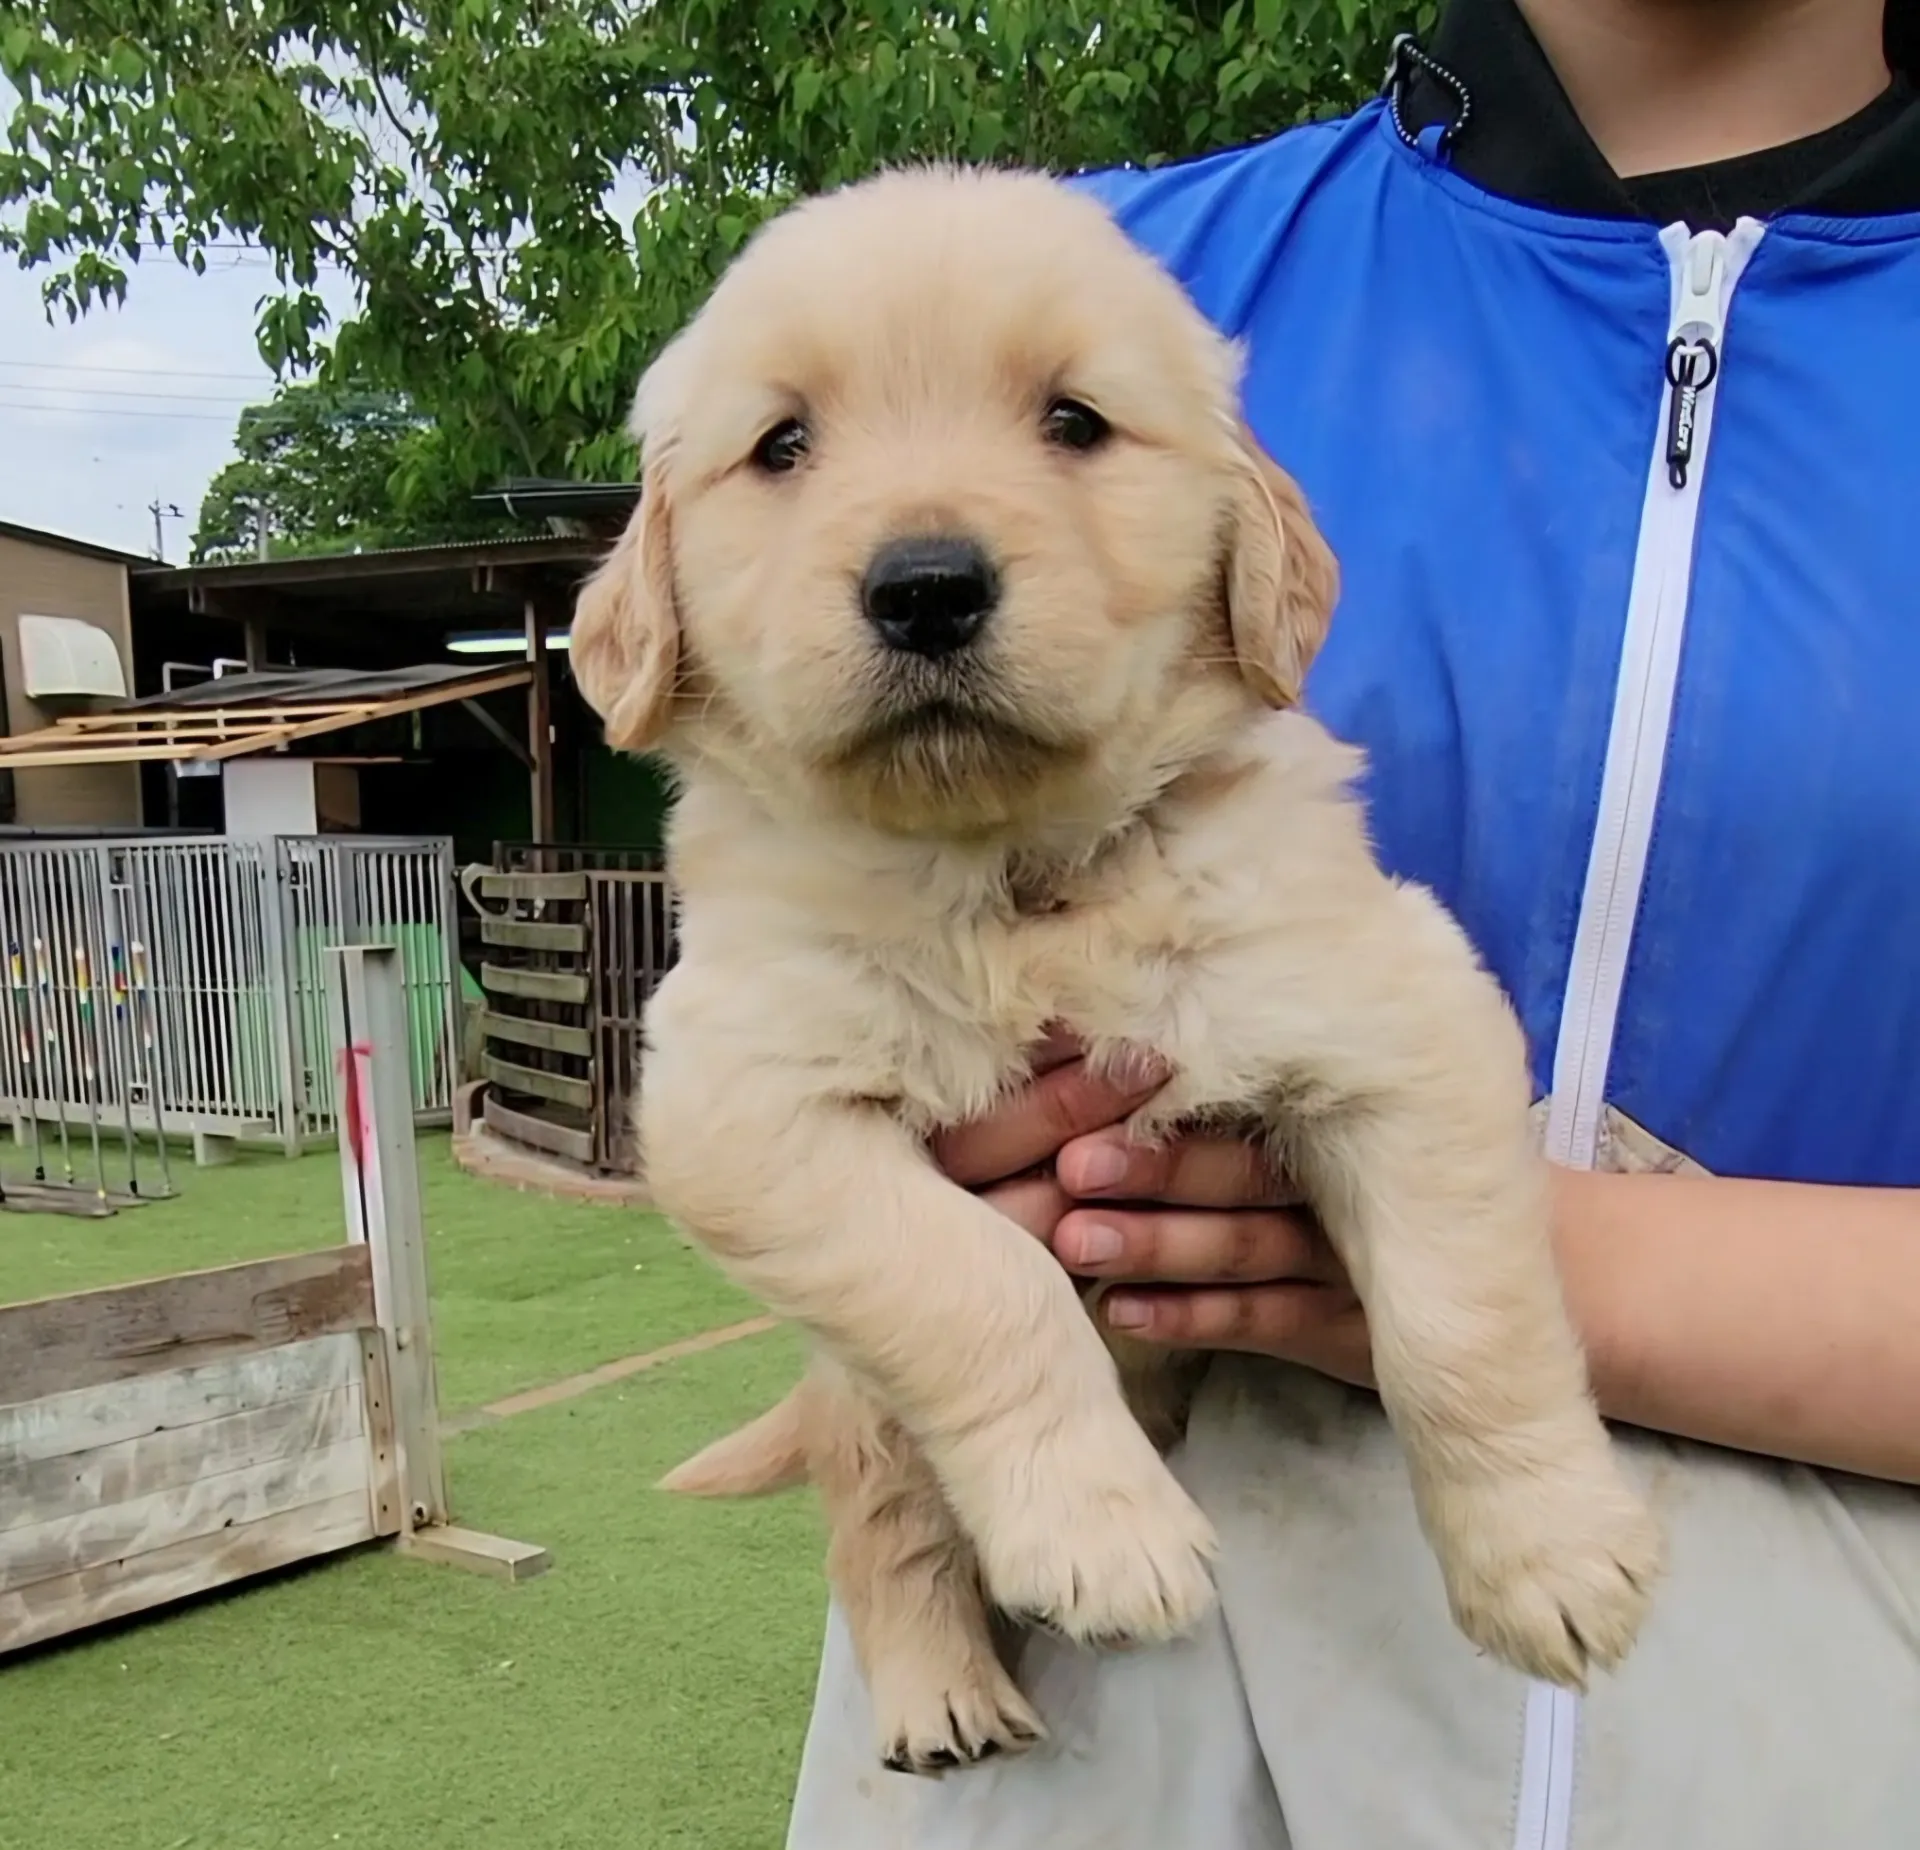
[1051,1130,1373,1387]
[930,1028,1373,1386]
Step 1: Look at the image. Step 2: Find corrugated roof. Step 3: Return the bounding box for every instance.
[131,531,601,587]
[120,663,492,711]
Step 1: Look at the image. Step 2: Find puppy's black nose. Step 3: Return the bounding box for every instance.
[861,536,998,658]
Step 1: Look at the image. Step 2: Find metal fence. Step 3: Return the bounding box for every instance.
[493,840,664,875]
[0,834,459,1156]
[587,870,676,1171]
[277,837,462,1142]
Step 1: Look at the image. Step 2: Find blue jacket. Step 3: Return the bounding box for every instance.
[1076,102,1920,1188]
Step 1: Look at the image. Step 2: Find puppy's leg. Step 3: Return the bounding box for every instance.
[642,1072,1218,1649]
[1292,894,1659,1685]
[1145,887,1661,1688]
[805,1358,1046,1775]
[1090,1288,1210,1454]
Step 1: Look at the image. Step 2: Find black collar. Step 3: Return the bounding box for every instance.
[1389,0,1920,224]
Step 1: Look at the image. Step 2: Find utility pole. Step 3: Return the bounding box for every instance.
[147,499,184,562]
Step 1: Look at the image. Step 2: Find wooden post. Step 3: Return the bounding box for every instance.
[525,592,555,849]
[326,944,550,1582]
[243,617,267,673]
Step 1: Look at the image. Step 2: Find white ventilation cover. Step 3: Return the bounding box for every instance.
[18,614,128,700]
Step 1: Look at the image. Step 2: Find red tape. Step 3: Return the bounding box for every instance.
[337,1041,373,1165]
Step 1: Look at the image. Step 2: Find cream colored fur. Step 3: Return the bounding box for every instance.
[571,164,1663,1775]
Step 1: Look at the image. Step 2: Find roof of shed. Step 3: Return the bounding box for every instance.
[0,662,531,769]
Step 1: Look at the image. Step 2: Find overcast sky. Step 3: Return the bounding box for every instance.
[0,246,357,563]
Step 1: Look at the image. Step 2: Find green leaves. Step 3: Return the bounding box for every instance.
[191,381,441,562]
[6,0,1428,548]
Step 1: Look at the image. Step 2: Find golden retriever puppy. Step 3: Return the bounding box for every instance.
[571,164,1663,1776]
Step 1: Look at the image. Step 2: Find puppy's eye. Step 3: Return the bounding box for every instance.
[1041,397,1110,453]
[752,417,811,474]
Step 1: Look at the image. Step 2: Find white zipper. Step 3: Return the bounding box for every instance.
[1542,218,1764,1174]
[1519,217,1765,1850]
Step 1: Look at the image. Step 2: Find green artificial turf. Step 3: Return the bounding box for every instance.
[0,1332,825,1850]
[0,1132,763,1411]
[0,1132,827,1849]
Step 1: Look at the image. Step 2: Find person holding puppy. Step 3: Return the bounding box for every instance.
[788,1,1920,1846]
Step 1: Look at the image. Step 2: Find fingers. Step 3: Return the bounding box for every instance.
[1102,1281,1364,1365]
[1052,1205,1334,1284]
[1057,1131,1296,1209]
[979,1173,1072,1243]
[933,1048,1169,1188]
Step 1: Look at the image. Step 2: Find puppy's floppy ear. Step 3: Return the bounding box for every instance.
[1223,420,1339,709]
[570,453,679,752]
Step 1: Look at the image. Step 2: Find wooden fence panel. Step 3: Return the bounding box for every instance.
[0,1247,375,1408]
[0,1493,375,1657]
[0,1334,360,1470]
[0,1326,379,1656]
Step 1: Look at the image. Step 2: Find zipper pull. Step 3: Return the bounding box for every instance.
[1663,231,1728,491]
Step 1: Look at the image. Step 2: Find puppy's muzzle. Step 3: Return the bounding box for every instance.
[862,535,999,659]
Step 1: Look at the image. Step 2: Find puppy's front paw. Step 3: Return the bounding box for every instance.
[1429,1456,1663,1689]
[874,1643,1044,1777]
[956,1426,1219,1647]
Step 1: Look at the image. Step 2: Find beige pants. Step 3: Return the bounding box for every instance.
[788,1358,1920,1850]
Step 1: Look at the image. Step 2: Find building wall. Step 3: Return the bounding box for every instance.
[0,533,142,826]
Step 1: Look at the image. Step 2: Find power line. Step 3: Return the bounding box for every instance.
[0,396,242,424]
[0,358,269,381]
[0,380,263,404]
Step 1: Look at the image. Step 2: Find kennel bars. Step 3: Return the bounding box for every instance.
[0,835,461,1159]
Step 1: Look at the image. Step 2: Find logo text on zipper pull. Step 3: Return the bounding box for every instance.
[1663,334,1718,489]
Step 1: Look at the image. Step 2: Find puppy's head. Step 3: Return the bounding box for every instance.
[573,166,1337,840]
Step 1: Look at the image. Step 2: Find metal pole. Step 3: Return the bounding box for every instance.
[109,940,141,1195]
[131,938,175,1195]
[9,940,46,1183]
[73,944,108,1208]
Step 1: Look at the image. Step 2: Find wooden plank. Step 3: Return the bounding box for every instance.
[481,962,588,1006]
[358,1332,403,1538]
[330,946,449,1531]
[0,669,537,768]
[1,1382,366,1535]
[0,1332,361,1470]
[21,715,363,738]
[474,871,586,901]
[482,1091,595,1166]
[480,1009,592,1058]
[480,917,585,953]
[0,1246,375,1409]
[482,1053,592,1112]
[0,1489,375,1657]
[51,702,372,732]
[400,1524,552,1583]
[0,741,282,769]
[0,1435,369,1591]
[267,671,534,753]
